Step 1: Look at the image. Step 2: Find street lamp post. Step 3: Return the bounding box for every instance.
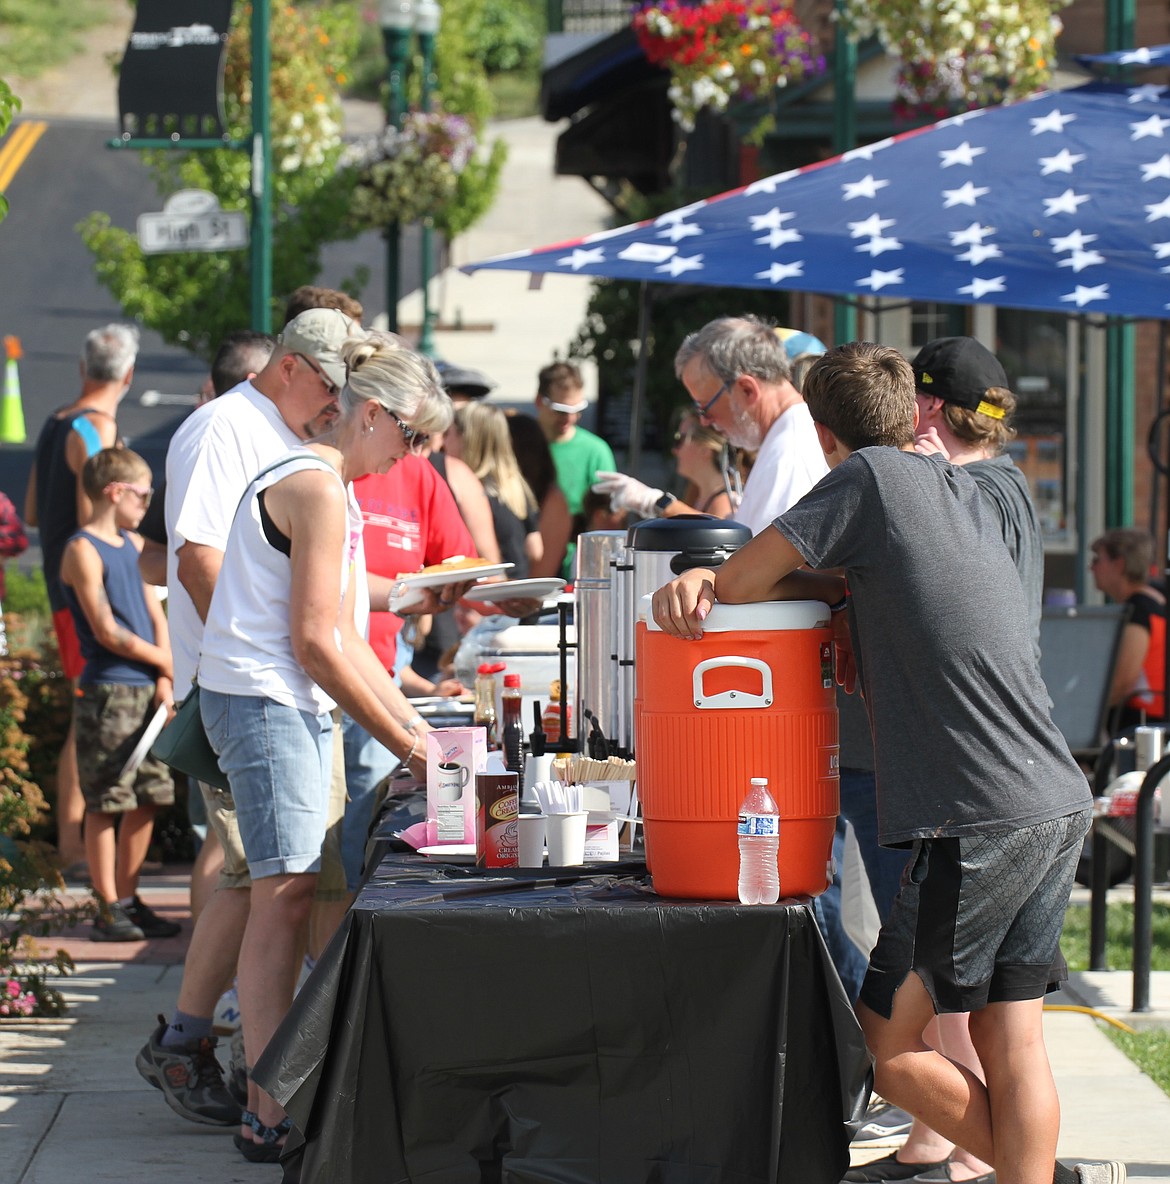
[380,0,415,334]
[415,0,442,357]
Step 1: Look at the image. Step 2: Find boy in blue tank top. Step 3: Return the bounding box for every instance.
[60,448,179,942]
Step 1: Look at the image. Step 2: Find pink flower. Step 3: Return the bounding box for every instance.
[5,979,21,998]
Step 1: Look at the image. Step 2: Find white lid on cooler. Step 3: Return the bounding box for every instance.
[640,596,830,632]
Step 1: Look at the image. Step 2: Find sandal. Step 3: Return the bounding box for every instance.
[237,1115,293,1164]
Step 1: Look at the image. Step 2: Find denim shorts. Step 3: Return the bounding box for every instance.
[200,688,333,880]
[860,807,1091,1018]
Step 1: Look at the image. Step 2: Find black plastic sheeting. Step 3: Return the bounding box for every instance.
[254,854,872,1184]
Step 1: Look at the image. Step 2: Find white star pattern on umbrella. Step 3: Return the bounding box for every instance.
[857,268,904,291]
[1057,249,1106,271]
[956,242,1003,264]
[1128,84,1167,103]
[1131,114,1170,140]
[949,222,995,246]
[939,142,987,168]
[1039,149,1087,175]
[958,276,1006,299]
[1061,284,1110,306]
[558,247,606,270]
[1142,154,1170,181]
[1153,241,1170,258]
[1044,189,1091,215]
[842,138,894,162]
[656,202,708,225]
[943,182,990,207]
[657,254,704,277]
[743,170,799,195]
[842,175,890,200]
[749,207,797,232]
[755,261,806,283]
[1050,229,1098,252]
[848,213,896,238]
[1119,49,1153,65]
[1030,109,1077,135]
[1145,195,1170,221]
[658,221,703,243]
[856,235,903,256]
[754,227,804,249]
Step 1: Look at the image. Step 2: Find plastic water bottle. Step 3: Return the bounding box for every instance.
[737,777,780,905]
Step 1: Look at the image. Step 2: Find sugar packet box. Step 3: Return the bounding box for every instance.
[426,728,488,846]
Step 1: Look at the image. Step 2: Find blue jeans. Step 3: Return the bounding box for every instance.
[200,688,333,879]
[813,768,911,1003]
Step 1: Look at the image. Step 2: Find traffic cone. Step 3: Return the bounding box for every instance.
[1,335,26,445]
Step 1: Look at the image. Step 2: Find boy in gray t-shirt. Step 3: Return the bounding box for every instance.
[650,342,1118,1184]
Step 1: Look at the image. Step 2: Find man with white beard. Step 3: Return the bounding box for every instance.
[593,315,828,532]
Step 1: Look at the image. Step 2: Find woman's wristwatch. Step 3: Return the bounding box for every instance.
[654,491,677,515]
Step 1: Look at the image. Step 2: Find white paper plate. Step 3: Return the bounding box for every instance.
[389,561,513,611]
[418,844,476,863]
[465,577,566,604]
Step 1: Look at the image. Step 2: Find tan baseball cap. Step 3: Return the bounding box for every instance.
[278,307,361,390]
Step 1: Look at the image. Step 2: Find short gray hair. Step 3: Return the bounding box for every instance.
[84,323,140,383]
[339,332,452,435]
[674,315,792,386]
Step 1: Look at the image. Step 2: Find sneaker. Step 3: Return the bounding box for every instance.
[135,1014,243,1127]
[852,1099,915,1146]
[845,1152,949,1183]
[92,901,145,942]
[125,896,181,939]
[1074,1164,1127,1184]
[214,984,241,1034]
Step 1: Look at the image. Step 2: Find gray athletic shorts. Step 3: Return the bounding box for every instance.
[859,808,1091,1018]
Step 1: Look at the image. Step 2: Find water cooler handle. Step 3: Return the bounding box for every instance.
[692,657,773,709]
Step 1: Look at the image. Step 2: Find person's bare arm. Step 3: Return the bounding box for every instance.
[177,541,224,622]
[66,415,118,528]
[60,537,172,678]
[530,486,573,579]
[443,456,503,565]
[137,541,176,710]
[1109,621,1150,706]
[139,538,167,587]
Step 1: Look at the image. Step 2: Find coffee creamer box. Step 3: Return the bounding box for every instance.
[426,728,488,846]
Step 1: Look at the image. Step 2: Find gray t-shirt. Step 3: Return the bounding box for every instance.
[774,447,1089,846]
[839,450,1045,773]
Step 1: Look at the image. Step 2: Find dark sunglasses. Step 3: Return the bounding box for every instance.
[386,407,426,452]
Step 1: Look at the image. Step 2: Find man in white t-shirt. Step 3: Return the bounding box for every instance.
[592,316,828,533]
[136,308,360,1128]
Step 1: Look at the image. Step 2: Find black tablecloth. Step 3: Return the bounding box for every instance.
[255,854,871,1184]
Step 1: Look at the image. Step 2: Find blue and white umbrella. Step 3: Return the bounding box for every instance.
[465,81,1170,320]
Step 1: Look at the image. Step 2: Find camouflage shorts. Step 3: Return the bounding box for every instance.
[75,682,175,813]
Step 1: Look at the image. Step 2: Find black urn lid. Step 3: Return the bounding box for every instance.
[627,515,752,553]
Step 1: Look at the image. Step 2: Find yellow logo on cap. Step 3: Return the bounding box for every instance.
[921,372,934,384]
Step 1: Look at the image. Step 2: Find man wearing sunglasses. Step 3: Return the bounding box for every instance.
[594,315,827,534]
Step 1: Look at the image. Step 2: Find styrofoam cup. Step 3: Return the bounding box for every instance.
[517,814,546,868]
[545,810,588,866]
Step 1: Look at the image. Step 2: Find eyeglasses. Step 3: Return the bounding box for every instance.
[694,377,733,418]
[386,408,426,453]
[673,430,696,445]
[114,483,153,505]
[294,352,339,397]
[541,396,588,415]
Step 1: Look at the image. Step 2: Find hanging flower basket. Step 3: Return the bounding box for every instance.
[340,109,478,230]
[632,0,823,133]
[840,0,1070,119]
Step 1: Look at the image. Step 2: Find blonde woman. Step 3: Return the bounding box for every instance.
[445,401,542,576]
[198,333,451,1159]
[674,411,738,518]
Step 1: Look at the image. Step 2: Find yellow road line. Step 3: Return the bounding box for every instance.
[0,120,49,192]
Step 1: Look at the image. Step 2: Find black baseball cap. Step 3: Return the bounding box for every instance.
[435,360,496,399]
[912,337,1009,420]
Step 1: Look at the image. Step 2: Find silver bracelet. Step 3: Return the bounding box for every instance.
[403,732,421,767]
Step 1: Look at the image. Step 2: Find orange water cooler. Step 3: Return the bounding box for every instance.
[635,600,839,900]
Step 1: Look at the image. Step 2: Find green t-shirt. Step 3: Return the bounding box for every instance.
[549,427,615,515]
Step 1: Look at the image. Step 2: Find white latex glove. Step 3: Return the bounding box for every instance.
[592,471,663,518]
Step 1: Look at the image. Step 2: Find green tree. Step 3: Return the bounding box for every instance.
[0,79,18,222]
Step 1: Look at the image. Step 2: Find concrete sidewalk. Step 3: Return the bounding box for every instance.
[2,875,1169,1184]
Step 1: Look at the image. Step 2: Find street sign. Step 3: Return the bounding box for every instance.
[137,188,247,254]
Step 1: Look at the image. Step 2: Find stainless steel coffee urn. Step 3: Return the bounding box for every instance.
[617,518,752,755]
[574,530,628,756]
